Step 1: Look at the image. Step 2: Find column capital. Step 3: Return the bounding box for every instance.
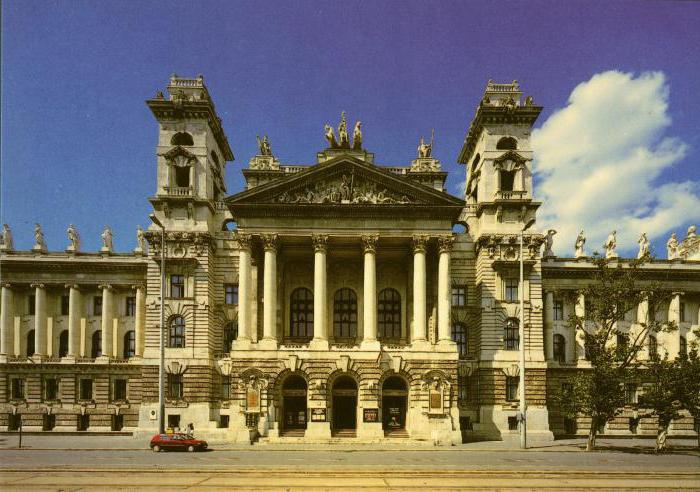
[1,283,12,289]
[236,232,253,251]
[98,283,113,291]
[131,283,146,291]
[411,234,430,254]
[261,233,279,253]
[437,234,455,254]
[30,283,45,289]
[361,234,379,254]
[65,283,80,290]
[312,234,329,253]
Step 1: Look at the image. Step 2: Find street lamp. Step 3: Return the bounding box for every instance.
[149,213,166,434]
[519,217,536,450]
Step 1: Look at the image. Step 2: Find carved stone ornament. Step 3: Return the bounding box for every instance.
[410,157,441,172]
[33,223,47,252]
[437,235,455,254]
[574,230,586,258]
[542,229,556,258]
[312,234,329,252]
[412,234,430,254]
[277,174,415,205]
[604,230,618,259]
[1,224,14,251]
[677,225,700,260]
[66,224,81,252]
[249,155,280,171]
[236,232,253,251]
[361,234,379,254]
[261,233,279,252]
[161,145,198,168]
[667,232,679,260]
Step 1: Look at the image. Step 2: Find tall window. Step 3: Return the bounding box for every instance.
[648,335,658,358]
[167,373,184,399]
[505,376,519,401]
[169,316,186,348]
[504,278,518,302]
[553,300,564,321]
[679,302,686,323]
[224,284,238,305]
[378,288,401,339]
[93,296,102,315]
[125,297,136,316]
[91,330,102,358]
[680,336,688,357]
[290,288,314,338]
[504,318,519,350]
[500,170,515,191]
[452,323,468,359]
[26,330,35,357]
[11,378,25,399]
[170,275,185,299]
[61,295,70,316]
[44,378,59,401]
[333,288,358,338]
[553,334,566,363]
[451,285,467,307]
[28,295,36,315]
[79,378,93,400]
[221,375,230,399]
[123,331,136,358]
[625,383,637,405]
[58,330,69,358]
[223,321,237,351]
[114,379,127,401]
[458,375,470,402]
[616,333,629,351]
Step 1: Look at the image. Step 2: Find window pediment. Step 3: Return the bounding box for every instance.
[161,146,198,167]
[493,151,526,172]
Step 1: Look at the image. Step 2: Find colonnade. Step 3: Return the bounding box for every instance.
[0,283,145,359]
[234,233,455,349]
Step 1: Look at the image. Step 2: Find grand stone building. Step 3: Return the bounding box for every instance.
[1,76,698,444]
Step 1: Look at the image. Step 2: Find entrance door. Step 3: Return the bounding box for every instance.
[382,376,408,432]
[331,376,358,431]
[282,375,307,431]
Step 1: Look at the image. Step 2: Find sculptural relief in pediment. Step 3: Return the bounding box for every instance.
[276,174,418,205]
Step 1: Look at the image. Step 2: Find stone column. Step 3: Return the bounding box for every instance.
[575,292,586,360]
[134,284,146,357]
[437,235,455,346]
[100,284,113,358]
[544,290,554,360]
[665,293,682,358]
[235,233,253,348]
[66,284,81,357]
[32,283,47,357]
[311,234,329,350]
[361,234,379,349]
[412,235,429,347]
[0,284,13,357]
[261,234,279,349]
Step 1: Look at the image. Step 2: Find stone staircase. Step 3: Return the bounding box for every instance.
[331,429,357,438]
[384,429,409,438]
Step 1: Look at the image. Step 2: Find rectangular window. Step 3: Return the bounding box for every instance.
[170,275,185,299]
[28,295,36,315]
[680,336,688,357]
[77,414,90,431]
[44,378,59,401]
[11,378,25,400]
[61,295,70,316]
[458,375,469,402]
[111,414,124,431]
[8,414,22,431]
[221,375,230,399]
[168,374,184,399]
[114,379,127,401]
[625,383,637,405]
[679,302,686,323]
[648,335,658,358]
[167,414,181,430]
[504,278,518,302]
[553,300,564,321]
[616,333,629,350]
[79,378,93,401]
[564,417,577,435]
[93,296,103,315]
[43,413,56,431]
[507,416,518,430]
[451,285,467,307]
[125,297,136,316]
[224,284,239,305]
[505,376,519,402]
[219,415,230,428]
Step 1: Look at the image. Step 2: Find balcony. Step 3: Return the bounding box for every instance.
[163,186,193,197]
[494,190,527,201]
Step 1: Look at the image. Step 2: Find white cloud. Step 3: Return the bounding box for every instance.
[532,70,699,257]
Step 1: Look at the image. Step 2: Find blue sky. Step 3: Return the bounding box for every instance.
[2,0,699,255]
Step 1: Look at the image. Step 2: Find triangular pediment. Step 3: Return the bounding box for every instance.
[227,155,463,211]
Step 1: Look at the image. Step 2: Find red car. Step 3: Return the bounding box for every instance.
[150,433,208,452]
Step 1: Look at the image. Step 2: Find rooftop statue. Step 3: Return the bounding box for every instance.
[543,229,556,258]
[574,230,586,258]
[604,230,618,259]
[256,134,273,156]
[338,111,350,148]
[33,223,46,251]
[637,232,650,259]
[417,130,434,158]
[324,124,338,148]
[352,121,362,150]
[101,225,113,252]
[667,232,678,260]
[67,224,81,252]
[136,225,147,254]
[1,224,13,251]
[687,224,697,239]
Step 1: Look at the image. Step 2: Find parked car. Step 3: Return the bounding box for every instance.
[150,433,208,452]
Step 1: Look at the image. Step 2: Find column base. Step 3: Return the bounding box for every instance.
[61,355,77,364]
[410,339,432,351]
[30,354,44,363]
[360,339,381,351]
[0,354,7,364]
[305,421,332,439]
[357,421,384,439]
[95,355,111,364]
[232,338,252,351]
[309,338,329,351]
[437,339,457,350]
[257,338,278,350]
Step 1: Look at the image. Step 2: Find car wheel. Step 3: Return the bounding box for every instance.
[152,445,161,453]
[187,445,195,452]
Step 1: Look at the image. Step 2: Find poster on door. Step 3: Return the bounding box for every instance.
[311,408,326,422]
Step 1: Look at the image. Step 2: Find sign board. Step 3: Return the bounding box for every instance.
[246,387,260,413]
[310,408,326,422]
[429,390,443,413]
[363,408,378,423]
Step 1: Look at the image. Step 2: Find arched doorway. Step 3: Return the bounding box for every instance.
[332,375,358,434]
[281,375,307,434]
[382,376,408,435]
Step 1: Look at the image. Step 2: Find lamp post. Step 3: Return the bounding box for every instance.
[519,218,536,450]
[149,213,166,434]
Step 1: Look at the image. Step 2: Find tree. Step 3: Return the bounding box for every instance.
[676,345,700,449]
[638,354,681,452]
[557,255,676,451]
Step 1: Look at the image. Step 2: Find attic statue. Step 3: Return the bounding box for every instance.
[352,121,363,150]
[574,230,586,258]
[543,229,557,258]
[604,230,618,259]
[34,223,46,251]
[324,124,338,148]
[1,224,14,251]
[101,225,114,252]
[667,232,678,260]
[637,232,650,259]
[67,224,81,252]
[417,130,434,158]
[338,111,350,148]
[256,135,273,156]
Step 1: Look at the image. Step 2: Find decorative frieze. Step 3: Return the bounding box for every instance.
[277,174,415,205]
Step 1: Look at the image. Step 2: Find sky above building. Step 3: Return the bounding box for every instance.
[2,0,699,256]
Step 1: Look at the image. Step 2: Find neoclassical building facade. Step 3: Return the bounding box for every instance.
[1,76,698,444]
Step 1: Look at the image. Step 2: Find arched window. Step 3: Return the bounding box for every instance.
[91,330,102,358]
[169,316,186,348]
[553,334,566,363]
[452,323,468,358]
[223,321,238,351]
[496,136,517,150]
[290,288,314,338]
[504,318,519,350]
[123,330,136,358]
[26,330,35,357]
[378,288,401,339]
[170,132,194,146]
[500,170,516,191]
[59,330,69,358]
[333,288,357,339]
